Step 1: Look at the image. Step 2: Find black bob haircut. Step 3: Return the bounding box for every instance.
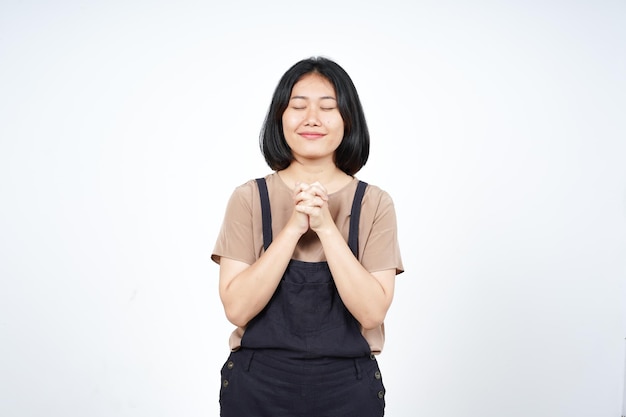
[260,57,370,176]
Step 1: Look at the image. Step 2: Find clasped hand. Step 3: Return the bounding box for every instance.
[292,181,333,233]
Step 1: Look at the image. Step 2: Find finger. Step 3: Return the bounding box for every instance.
[306,182,329,201]
[309,181,327,192]
[293,183,311,204]
[297,194,326,208]
[293,182,308,195]
[294,190,316,205]
[312,196,326,207]
[295,204,315,215]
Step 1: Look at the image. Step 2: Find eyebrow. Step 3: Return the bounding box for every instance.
[290,95,337,101]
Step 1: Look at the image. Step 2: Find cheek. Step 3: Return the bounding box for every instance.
[326,117,344,132]
[283,113,301,129]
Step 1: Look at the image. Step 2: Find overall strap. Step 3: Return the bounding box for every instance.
[255,178,272,251]
[348,181,368,259]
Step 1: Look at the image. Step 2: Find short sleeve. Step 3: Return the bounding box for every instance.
[359,187,404,275]
[211,181,257,266]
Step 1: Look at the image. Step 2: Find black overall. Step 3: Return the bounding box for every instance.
[219,178,386,417]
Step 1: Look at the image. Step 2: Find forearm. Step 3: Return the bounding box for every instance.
[219,227,302,327]
[316,226,394,329]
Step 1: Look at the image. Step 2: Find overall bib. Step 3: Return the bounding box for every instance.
[220,178,386,417]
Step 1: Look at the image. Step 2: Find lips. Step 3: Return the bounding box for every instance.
[298,132,325,139]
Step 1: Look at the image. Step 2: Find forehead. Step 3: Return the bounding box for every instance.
[291,73,336,97]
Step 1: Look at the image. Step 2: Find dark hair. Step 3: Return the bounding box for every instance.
[260,57,370,176]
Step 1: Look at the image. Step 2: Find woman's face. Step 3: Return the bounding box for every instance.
[282,73,344,165]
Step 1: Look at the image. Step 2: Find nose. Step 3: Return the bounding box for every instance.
[304,107,321,126]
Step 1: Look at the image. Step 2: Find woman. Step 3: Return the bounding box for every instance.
[212,56,403,416]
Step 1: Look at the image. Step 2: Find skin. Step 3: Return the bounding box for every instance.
[219,73,395,330]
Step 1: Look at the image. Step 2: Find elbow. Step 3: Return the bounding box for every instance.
[357,296,393,330]
[223,306,251,328]
[359,311,387,330]
[219,289,251,327]
[222,300,254,328]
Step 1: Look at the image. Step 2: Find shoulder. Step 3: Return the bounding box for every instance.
[224,178,261,214]
[358,181,398,225]
[229,178,255,199]
[226,173,282,207]
[362,182,396,208]
[230,173,277,198]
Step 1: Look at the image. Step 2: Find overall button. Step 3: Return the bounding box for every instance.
[370,354,376,360]
[227,361,234,370]
[223,380,229,388]
[374,370,381,380]
[377,390,385,399]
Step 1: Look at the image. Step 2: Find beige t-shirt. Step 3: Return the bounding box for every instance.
[212,172,404,353]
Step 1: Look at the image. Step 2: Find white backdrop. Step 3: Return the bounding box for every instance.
[1,1,625,416]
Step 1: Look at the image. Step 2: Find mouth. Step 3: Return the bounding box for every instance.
[298,132,325,140]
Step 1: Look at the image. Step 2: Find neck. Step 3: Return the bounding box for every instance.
[278,162,352,193]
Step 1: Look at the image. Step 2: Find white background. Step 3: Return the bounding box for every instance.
[1,1,625,416]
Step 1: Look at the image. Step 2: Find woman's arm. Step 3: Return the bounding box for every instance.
[317,227,395,330]
[219,202,309,328]
[295,182,396,329]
